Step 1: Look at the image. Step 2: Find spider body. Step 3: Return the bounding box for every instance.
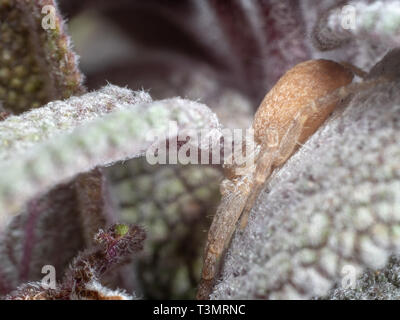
[253,60,354,146]
[197,59,356,300]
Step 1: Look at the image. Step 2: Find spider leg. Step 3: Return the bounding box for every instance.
[238,149,274,229]
[343,78,386,95]
[239,113,308,230]
[314,78,387,125]
[339,62,368,79]
[197,176,252,300]
[276,114,309,165]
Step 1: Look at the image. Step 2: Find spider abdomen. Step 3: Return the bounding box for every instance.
[253,59,354,146]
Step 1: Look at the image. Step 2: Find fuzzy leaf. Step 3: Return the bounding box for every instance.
[0,85,221,227]
[0,0,84,113]
[313,0,400,51]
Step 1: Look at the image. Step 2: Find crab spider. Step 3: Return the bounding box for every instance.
[196,50,398,300]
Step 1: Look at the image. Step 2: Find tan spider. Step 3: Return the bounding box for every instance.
[196,50,398,300]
